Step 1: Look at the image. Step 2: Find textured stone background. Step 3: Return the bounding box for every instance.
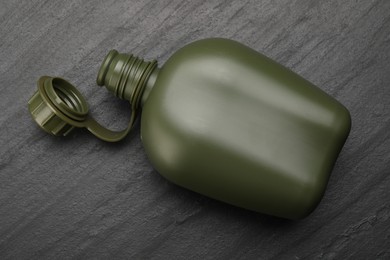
[1,0,390,259]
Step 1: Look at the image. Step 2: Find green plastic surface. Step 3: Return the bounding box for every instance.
[140,39,351,219]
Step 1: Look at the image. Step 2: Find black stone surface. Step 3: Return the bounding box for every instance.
[1,0,389,259]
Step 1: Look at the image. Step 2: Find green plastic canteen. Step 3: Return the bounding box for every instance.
[28,38,351,219]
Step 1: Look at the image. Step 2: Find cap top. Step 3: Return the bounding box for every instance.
[28,76,137,142]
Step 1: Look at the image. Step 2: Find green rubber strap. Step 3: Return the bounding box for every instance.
[84,110,137,142]
[28,76,136,142]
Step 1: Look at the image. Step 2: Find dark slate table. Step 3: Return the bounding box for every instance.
[1,1,389,259]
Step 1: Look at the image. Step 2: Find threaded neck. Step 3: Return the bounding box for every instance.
[97,50,158,109]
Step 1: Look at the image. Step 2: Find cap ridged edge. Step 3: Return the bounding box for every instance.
[28,87,74,136]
